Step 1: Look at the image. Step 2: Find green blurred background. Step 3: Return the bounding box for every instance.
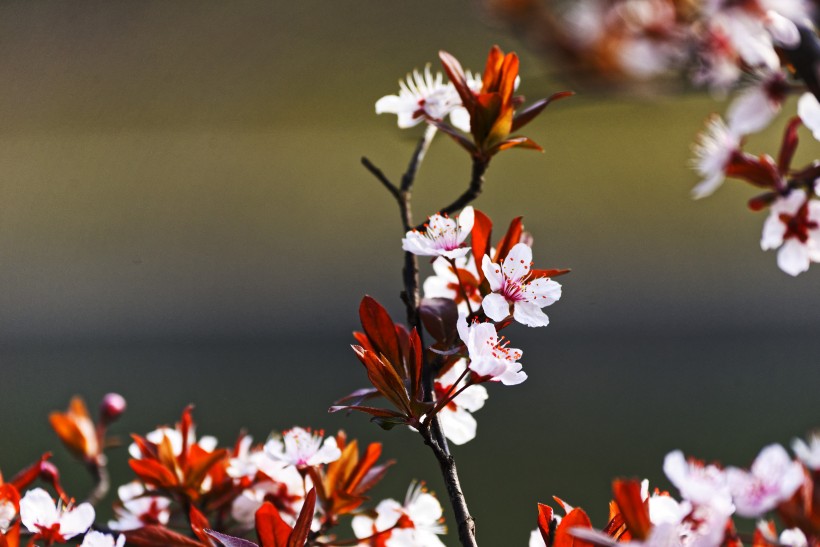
[2,1,820,544]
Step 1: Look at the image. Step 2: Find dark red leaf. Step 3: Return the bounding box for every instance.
[778,116,802,173]
[471,209,493,277]
[554,508,594,547]
[126,525,205,546]
[206,530,259,547]
[288,488,316,547]
[612,479,651,541]
[494,217,523,263]
[255,502,291,547]
[420,298,459,345]
[511,91,574,132]
[531,268,571,278]
[537,503,553,545]
[359,296,401,370]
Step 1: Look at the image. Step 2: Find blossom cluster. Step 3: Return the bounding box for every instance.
[0,394,446,546]
[530,433,820,547]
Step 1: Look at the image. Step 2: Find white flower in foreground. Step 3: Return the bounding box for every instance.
[434,358,488,445]
[375,65,480,132]
[108,481,171,531]
[691,115,741,199]
[265,427,341,468]
[402,206,474,259]
[798,92,820,141]
[727,71,789,135]
[457,313,526,385]
[760,187,820,276]
[352,483,446,547]
[80,531,126,547]
[727,444,805,517]
[481,243,561,327]
[792,431,820,469]
[663,450,732,508]
[20,488,95,542]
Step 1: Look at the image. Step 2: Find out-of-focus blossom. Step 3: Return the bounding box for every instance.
[402,207,474,259]
[481,243,562,327]
[792,431,820,469]
[80,531,126,547]
[663,450,732,508]
[231,460,306,527]
[19,488,94,542]
[691,115,741,199]
[264,427,341,468]
[128,425,218,460]
[726,444,805,517]
[760,186,820,276]
[434,358,488,445]
[798,93,820,141]
[727,71,790,135]
[780,527,809,547]
[352,482,446,547]
[457,314,526,385]
[108,482,170,531]
[376,65,480,132]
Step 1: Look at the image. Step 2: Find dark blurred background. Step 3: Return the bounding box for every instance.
[2,1,819,544]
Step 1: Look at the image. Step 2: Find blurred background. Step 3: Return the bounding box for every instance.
[2,1,819,544]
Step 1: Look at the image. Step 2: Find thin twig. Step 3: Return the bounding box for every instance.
[414,158,488,231]
[84,456,110,506]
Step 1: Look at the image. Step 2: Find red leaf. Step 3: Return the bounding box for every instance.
[554,508,594,547]
[328,405,405,420]
[129,458,179,489]
[612,479,651,541]
[125,525,205,546]
[537,503,553,545]
[420,298,459,345]
[359,296,400,369]
[511,91,574,132]
[256,502,292,547]
[288,488,316,547]
[778,116,802,173]
[531,268,571,278]
[494,217,523,263]
[439,51,473,109]
[430,120,479,156]
[189,505,212,544]
[0,522,20,547]
[471,209,493,278]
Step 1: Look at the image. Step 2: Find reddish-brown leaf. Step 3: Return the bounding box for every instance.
[439,50,473,109]
[206,530,259,547]
[129,458,179,489]
[189,505,212,544]
[612,479,651,541]
[778,116,802,173]
[288,488,316,547]
[256,501,291,547]
[531,268,571,278]
[511,91,574,132]
[126,525,205,546]
[471,209,493,276]
[186,445,229,491]
[554,507,594,547]
[494,217,523,263]
[359,296,400,368]
[537,503,553,545]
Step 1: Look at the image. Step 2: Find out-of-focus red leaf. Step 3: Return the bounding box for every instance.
[554,507,594,547]
[494,217,523,263]
[206,529,259,547]
[0,522,20,547]
[471,209,493,277]
[439,50,473,109]
[492,136,543,154]
[407,328,423,402]
[129,458,178,490]
[9,453,51,491]
[331,388,380,408]
[430,120,479,156]
[179,406,194,468]
[189,505,212,544]
[778,116,802,173]
[288,488,316,547]
[327,405,405,420]
[612,479,651,541]
[255,501,291,547]
[126,525,205,546]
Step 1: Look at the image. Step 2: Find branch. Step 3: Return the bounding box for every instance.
[414,158,488,231]
[83,456,110,506]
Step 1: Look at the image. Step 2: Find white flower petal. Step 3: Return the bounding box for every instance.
[777,239,811,276]
[482,292,510,322]
[502,243,533,282]
[438,406,478,445]
[482,255,504,292]
[798,93,820,141]
[513,301,550,328]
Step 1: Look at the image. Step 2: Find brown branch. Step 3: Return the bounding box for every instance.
[84,456,110,506]
[414,158,488,231]
[362,127,480,546]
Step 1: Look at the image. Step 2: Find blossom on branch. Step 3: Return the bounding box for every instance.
[434,358,488,445]
[691,115,742,199]
[19,488,94,543]
[80,531,125,547]
[264,427,342,469]
[352,482,446,547]
[760,186,820,276]
[457,313,526,385]
[481,242,562,327]
[375,65,480,132]
[402,206,474,259]
[726,444,804,517]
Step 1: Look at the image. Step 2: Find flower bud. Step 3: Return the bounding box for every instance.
[99,393,127,426]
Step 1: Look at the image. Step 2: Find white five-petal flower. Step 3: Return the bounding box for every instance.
[264,427,341,468]
[402,206,475,259]
[726,444,804,517]
[481,243,562,328]
[457,314,526,385]
[20,488,95,542]
[760,187,820,276]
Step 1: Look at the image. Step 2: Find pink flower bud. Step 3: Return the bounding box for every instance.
[38,461,60,485]
[99,393,126,426]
